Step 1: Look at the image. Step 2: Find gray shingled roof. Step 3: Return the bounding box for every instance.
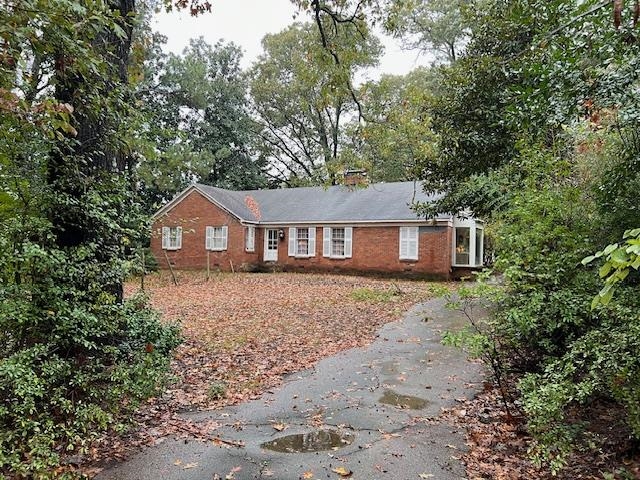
[194,181,449,224]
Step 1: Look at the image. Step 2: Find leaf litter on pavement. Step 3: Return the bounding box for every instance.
[82,271,445,471]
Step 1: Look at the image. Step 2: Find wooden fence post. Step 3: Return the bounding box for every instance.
[207,251,211,281]
[163,250,178,286]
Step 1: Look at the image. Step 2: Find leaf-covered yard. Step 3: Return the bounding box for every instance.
[133,272,441,410]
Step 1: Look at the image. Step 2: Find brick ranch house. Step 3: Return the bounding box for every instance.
[150,181,484,278]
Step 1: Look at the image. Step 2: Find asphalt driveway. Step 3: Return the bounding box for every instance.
[97,297,483,480]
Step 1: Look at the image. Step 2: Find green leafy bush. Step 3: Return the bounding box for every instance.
[442,144,640,471]
[0,187,180,478]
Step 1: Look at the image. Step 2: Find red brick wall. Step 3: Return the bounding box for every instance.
[150,190,260,270]
[275,226,452,278]
[151,191,453,278]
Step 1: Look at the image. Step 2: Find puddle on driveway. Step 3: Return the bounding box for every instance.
[261,429,354,453]
[379,389,429,409]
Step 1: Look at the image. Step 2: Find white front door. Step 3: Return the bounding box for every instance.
[264,229,279,262]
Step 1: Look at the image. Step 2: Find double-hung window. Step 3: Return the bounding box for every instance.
[161,226,182,250]
[245,226,255,252]
[205,226,228,251]
[322,227,353,258]
[288,227,316,257]
[399,227,419,260]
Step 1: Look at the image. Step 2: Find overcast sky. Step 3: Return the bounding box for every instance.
[153,0,429,80]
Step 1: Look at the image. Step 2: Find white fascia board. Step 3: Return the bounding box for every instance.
[258,219,452,227]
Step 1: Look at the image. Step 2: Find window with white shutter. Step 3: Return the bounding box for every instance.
[288,227,316,257]
[206,226,228,251]
[322,227,353,258]
[162,226,182,250]
[399,227,419,260]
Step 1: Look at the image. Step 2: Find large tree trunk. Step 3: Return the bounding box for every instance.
[48,0,136,303]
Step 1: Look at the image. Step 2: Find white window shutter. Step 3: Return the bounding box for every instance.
[205,226,213,250]
[162,226,169,249]
[344,227,353,258]
[221,226,228,250]
[400,227,418,260]
[288,227,296,256]
[308,227,316,256]
[399,227,408,259]
[323,227,331,257]
[176,226,183,249]
[246,226,255,252]
[409,227,418,260]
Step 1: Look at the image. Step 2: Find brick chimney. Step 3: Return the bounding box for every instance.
[343,169,369,187]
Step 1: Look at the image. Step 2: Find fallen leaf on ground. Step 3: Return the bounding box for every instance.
[331,466,352,477]
[272,422,287,432]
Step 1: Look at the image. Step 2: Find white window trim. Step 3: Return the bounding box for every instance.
[452,217,484,267]
[161,226,182,250]
[288,226,316,257]
[245,226,255,252]
[205,225,228,251]
[475,227,484,266]
[399,226,419,260]
[322,226,353,259]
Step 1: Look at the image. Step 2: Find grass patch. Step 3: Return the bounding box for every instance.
[207,382,227,400]
[349,287,398,303]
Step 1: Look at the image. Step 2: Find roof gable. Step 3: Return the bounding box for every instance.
[152,185,248,222]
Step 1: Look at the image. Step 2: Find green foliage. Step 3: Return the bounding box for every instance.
[249,21,382,186]
[207,381,227,400]
[0,182,181,477]
[343,68,440,182]
[137,37,267,211]
[519,291,640,469]
[583,228,640,308]
[438,279,511,401]
[383,0,468,63]
[1,1,181,477]
[415,0,640,471]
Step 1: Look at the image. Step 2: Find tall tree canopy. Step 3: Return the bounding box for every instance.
[384,0,469,63]
[137,37,266,210]
[340,68,440,182]
[416,0,640,471]
[249,21,382,186]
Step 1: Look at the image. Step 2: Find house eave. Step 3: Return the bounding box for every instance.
[257,218,452,227]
